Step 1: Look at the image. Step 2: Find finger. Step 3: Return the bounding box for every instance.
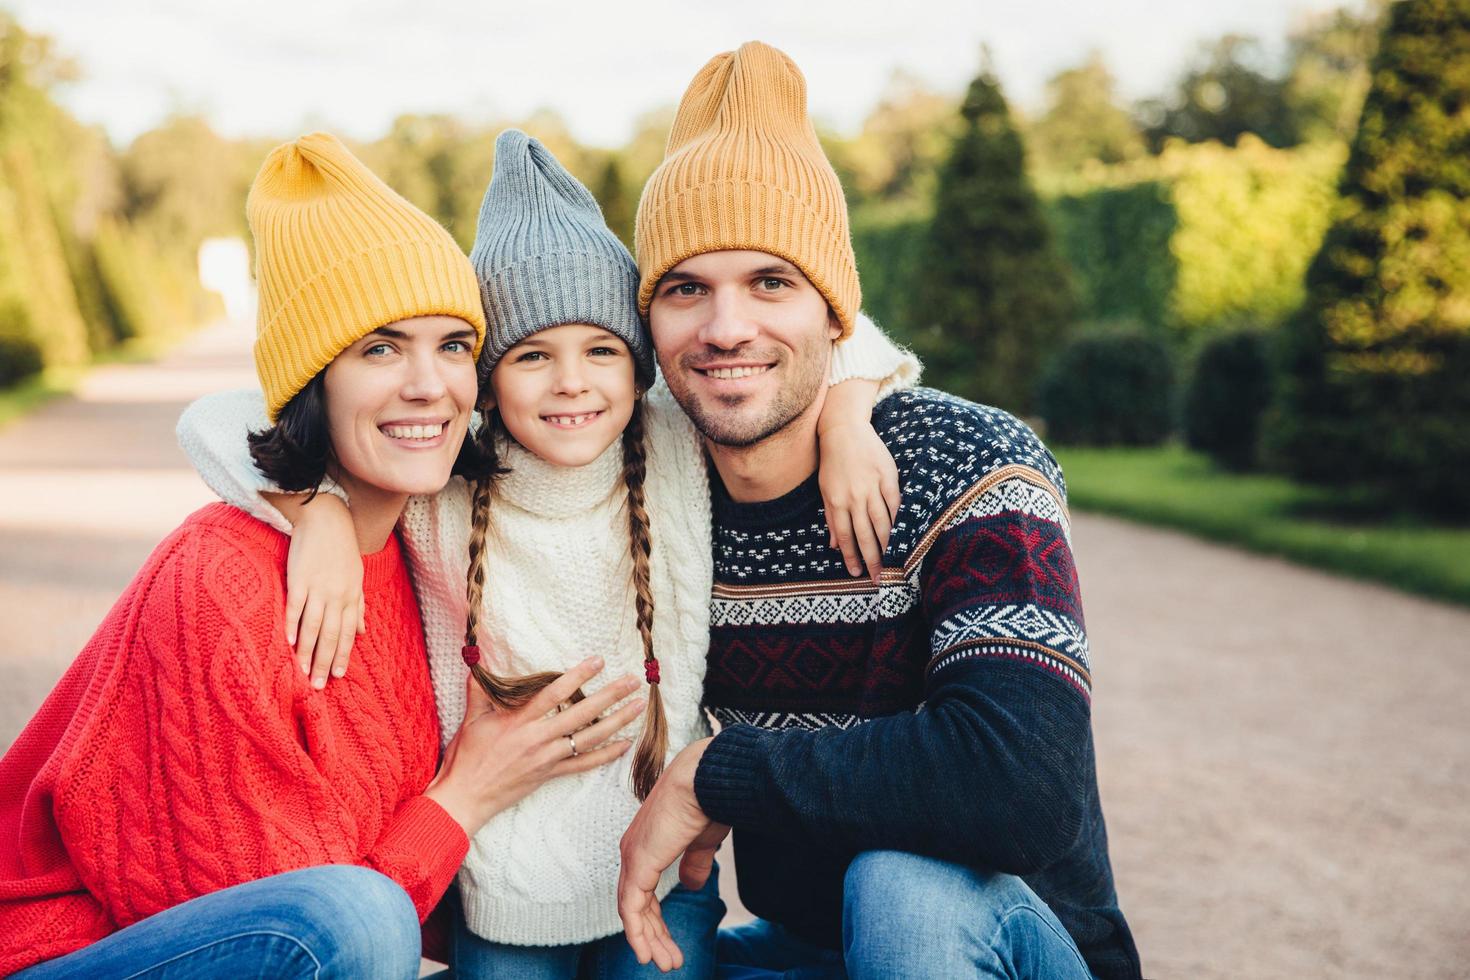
[357,600,367,635]
[310,607,342,689]
[330,601,355,679]
[867,497,893,577]
[829,509,862,577]
[678,841,718,892]
[526,656,605,716]
[562,698,646,752]
[463,670,493,716]
[643,900,680,973]
[551,738,632,776]
[853,511,883,587]
[619,880,655,965]
[881,470,902,523]
[296,599,324,674]
[552,675,639,733]
[285,583,305,649]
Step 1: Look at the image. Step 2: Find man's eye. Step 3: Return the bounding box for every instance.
[442,341,471,354]
[759,278,786,291]
[668,282,702,297]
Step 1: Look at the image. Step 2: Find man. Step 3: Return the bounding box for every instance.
[617,42,1142,980]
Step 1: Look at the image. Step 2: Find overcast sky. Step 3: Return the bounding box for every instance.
[13,0,1348,148]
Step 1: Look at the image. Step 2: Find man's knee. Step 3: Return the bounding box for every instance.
[841,851,1082,980]
[276,865,421,979]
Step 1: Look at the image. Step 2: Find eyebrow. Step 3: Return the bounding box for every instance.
[514,329,620,347]
[366,326,477,342]
[660,261,802,284]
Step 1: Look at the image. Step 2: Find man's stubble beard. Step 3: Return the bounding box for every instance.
[662,332,832,449]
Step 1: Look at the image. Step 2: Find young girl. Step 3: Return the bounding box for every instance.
[178,129,918,978]
[0,133,634,979]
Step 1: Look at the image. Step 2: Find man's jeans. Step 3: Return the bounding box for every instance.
[715,850,1093,980]
[15,865,421,980]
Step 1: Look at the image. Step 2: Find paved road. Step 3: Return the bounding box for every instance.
[1,319,1466,977]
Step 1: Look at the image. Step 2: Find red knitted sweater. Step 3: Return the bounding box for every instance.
[0,504,469,975]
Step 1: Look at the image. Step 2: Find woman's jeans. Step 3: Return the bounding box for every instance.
[715,851,1094,980]
[14,865,421,980]
[448,863,726,979]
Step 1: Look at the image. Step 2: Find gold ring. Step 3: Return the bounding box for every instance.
[566,733,579,757]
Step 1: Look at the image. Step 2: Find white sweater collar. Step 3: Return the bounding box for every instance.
[495,436,624,518]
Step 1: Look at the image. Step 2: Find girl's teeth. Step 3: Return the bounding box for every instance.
[548,413,598,426]
[383,423,444,440]
[708,366,767,379]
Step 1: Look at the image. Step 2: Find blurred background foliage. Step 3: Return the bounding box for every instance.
[3,0,1468,526]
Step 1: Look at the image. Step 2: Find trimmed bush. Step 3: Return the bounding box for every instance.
[1037,328,1175,446]
[1266,0,1470,516]
[1184,330,1274,469]
[0,300,42,387]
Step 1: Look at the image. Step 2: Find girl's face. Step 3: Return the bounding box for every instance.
[323,315,480,501]
[487,323,637,467]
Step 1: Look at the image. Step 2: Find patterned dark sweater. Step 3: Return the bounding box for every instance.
[694,388,1141,980]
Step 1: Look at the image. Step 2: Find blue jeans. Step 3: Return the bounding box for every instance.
[15,865,421,980]
[448,863,726,979]
[716,851,1093,980]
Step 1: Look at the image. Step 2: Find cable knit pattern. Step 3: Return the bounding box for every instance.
[173,315,918,945]
[0,504,469,977]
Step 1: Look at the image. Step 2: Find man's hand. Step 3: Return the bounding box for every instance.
[618,737,731,972]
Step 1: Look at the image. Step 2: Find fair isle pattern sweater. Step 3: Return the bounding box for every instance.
[0,505,468,976]
[694,388,1143,980]
[176,314,918,946]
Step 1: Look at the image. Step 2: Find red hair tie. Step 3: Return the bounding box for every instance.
[462,644,481,667]
[644,658,661,684]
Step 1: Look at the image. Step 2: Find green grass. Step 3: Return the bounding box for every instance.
[1053,445,1470,607]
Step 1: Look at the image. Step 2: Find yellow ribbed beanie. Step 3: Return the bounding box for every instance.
[249,132,486,420]
[635,41,861,338]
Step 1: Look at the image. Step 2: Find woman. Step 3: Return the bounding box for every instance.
[177,130,917,978]
[0,133,638,979]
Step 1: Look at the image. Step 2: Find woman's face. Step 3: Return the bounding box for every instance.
[323,315,479,499]
[487,323,637,468]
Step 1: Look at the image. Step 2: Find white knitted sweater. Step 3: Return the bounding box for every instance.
[175,314,917,945]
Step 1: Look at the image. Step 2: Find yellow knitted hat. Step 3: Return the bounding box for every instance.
[249,132,486,419]
[635,41,861,338]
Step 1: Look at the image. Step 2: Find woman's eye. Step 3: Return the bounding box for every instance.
[365,343,393,356]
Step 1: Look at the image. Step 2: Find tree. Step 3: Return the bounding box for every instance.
[1282,3,1387,144]
[591,154,634,249]
[918,66,1076,412]
[827,71,957,213]
[1140,35,1297,149]
[1266,0,1470,515]
[1025,53,1145,175]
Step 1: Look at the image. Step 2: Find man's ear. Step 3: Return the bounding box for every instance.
[826,308,843,342]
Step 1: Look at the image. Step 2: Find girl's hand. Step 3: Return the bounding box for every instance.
[426,657,645,835]
[267,491,365,688]
[817,380,901,583]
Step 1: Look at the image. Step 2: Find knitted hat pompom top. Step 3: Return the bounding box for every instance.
[249,132,485,420]
[634,41,861,339]
[470,129,654,384]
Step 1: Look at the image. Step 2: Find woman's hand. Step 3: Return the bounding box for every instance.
[425,657,644,836]
[268,491,364,688]
[817,381,901,584]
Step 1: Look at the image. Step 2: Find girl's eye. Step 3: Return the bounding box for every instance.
[516,350,547,362]
[589,346,622,357]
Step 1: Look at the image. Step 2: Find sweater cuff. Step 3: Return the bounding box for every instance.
[693,724,775,829]
[373,795,470,921]
[829,313,921,401]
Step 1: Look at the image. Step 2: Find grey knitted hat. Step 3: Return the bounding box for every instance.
[470,129,653,383]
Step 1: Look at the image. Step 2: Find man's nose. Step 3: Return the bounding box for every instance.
[697,291,760,350]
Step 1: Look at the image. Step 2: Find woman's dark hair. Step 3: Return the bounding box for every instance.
[247,371,497,496]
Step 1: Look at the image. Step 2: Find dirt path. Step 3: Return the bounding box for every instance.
[1,320,1465,978]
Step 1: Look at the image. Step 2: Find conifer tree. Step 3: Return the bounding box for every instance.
[919,65,1075,412]
[1267,0,1470,514]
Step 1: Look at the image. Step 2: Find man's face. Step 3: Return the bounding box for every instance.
[648,250,840,448]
